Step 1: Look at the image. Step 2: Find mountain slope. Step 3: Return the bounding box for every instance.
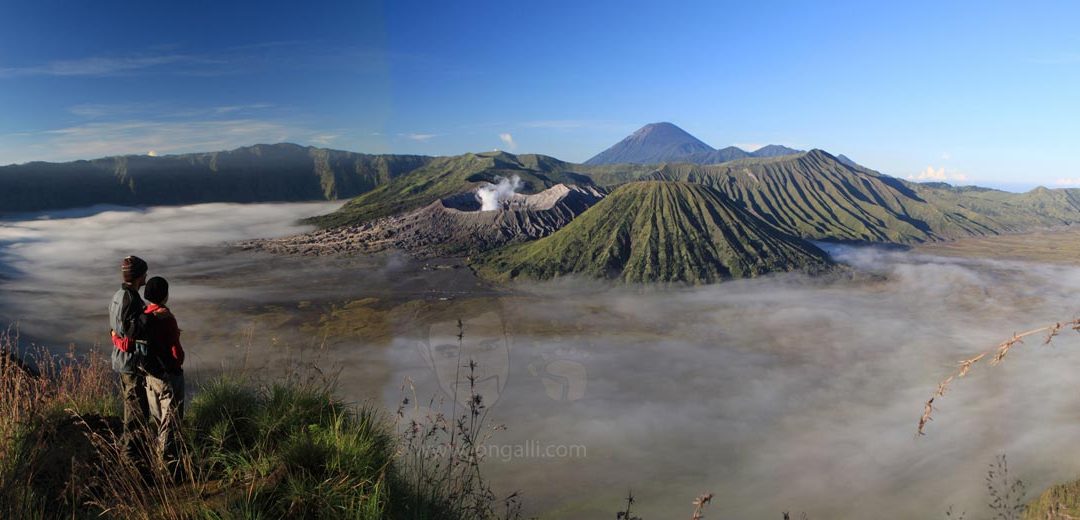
[750,144,802,157]
[242,184,606,258]
[584,122,806,166]
[475,181,833,284]
[583,122,713,165]
[913,182,1080,229]
[684,146,752,164]
[630,150,1028,243]
[308,151,595,228]
[628,150,1080,244]
[0,143,431,214]
[836,154,859,168]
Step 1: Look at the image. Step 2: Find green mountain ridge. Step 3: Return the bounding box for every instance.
[306,151,595,228]
[474,181,835,284]
[605,149,1080,244]
[0,143,432,214]
[9,140,1080,285]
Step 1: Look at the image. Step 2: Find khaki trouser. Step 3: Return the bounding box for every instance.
[145,371,185,472]
[119,372,149,460]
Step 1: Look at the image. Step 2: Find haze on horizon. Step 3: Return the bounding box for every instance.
[2,1,1079,190]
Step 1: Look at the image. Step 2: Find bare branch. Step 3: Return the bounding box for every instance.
[918,317,1080,436]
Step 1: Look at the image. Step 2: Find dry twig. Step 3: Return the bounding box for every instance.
[918,318,1080,436]
[690,493,713,520]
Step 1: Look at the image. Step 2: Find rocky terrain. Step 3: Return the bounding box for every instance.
[239,183,605,258]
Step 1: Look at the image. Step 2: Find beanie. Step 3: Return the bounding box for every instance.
[144,276,169,305]
[121,256,148,285]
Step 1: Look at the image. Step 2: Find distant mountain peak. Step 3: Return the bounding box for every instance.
[835,154,859,168]
[633,121,685,135]
[584,122,712,165]
[585,124,808,166]
[751,144,803,158]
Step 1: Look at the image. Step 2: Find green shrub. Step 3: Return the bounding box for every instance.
[188,377,262,453]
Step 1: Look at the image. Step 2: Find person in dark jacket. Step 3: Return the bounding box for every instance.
[141,276,186,474]
[108,255,150,460]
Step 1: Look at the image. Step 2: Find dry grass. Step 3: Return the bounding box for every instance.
[918,318,1080,436]
[0,323,504,520]
[0,328,120,517]
[613,490,715,520]
[689,492,713,519]
[394,318,522,520]
[988,454,1028,520]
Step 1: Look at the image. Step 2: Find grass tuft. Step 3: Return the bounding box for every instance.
[0,327,512,519]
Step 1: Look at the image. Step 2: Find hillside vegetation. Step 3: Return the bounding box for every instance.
[0,143,431,214]
[308,151,595,228]
[475,181,833,284]
[0,336,515,520]
[627,150,1080,243]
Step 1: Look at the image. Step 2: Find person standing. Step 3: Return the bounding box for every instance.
[108,255,150,460]
[140,276,186,476]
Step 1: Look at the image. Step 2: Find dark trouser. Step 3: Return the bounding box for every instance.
[119,372,150,460]
[146,371,185,474]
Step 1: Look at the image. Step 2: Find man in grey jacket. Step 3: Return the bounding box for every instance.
[109,255,150,460]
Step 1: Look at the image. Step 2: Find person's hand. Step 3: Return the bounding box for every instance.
[111,331,130,353]
[171,345,185,365]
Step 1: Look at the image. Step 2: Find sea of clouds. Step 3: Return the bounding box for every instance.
[3,203,1080,518]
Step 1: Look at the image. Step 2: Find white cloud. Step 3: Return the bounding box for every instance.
[0,118,337,163]
[499,132,516,151]
[0,53,200,78]
[0,42,403,81]
[402,133,438,142]
[309,134,341,147]
[213,103,274,115]
[908,166,969,183]
[67,102,275,120]
[68,102,158,118]
[941,152,952,160]
[1053,178,1080,186]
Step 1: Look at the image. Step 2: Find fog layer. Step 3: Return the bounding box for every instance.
[387,245,1080,518]
[4,204,1080,519]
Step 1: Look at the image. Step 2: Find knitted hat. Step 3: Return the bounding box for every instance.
[121,256,148,285]
[144,276,169,304]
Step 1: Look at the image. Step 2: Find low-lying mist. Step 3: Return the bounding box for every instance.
[0,202,342,345]
[4,203,1080,519]
[386,245,1080,519]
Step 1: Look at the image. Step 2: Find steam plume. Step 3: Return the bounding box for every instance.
[476,175,522,211]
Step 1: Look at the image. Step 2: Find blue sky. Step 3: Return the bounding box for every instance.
[1,0,1078,190]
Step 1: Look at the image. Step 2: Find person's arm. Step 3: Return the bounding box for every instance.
[167,314,185,366]
[111,290,141,352]
[121,291,147,340]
